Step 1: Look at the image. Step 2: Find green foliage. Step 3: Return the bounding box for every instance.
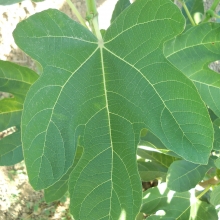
[167,159,214,192]
[1,0,220,219]
[0,0,44,5]
[165,23,220,119]
[0,0,23,5]
[211,184,220,206]
[0,61,38,165]
[111,0,131,23]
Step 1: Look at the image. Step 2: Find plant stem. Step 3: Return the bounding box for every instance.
[203,0,220,22]
[66,0,87,28]
[210,0,220,11]
[85,0,102,40]
[196,185,211,199]
[178,0,196,26]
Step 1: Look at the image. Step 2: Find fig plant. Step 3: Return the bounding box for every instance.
[1,0,220,219]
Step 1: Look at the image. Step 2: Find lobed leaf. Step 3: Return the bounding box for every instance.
[13,0,214,218]
[164,23,220,119]
[0,60,38,165]
[167,158,214,192]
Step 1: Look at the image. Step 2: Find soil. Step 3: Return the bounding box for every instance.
[0,0,220,219]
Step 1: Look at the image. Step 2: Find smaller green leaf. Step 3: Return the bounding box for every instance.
[0,132,23,166]
[210,184,220,206]
[0,60,38,166]
[141,182,191,219]
[167,158,214,192]
[111,0,131,23]
[44,146,83,203]
[191,200,218,219]
[213,118,220,150]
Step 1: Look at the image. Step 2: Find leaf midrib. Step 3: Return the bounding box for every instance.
[102,45,201,154]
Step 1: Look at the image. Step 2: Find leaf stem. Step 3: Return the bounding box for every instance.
[178,0,196,26]
[196,185,211,199]
[66,0,87,28]
[203,0,220,22]
[210,0,220,11]
[85,0,102,40]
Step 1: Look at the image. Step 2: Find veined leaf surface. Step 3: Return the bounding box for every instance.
[167,158,213,192]
[14,0,213,218]
[164,23,220,118]
[0,61,38,165]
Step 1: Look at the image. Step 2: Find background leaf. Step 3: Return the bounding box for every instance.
[13,0,214,218]
[0,60,38,166]
[164,23,220,119]
[137,148,177,181]
[210,184,220,206]
[167,158,214,192]
[138,160,167,182]
[214,157,220,169]
[190,200,218,219]
[111,0,131,23]
[141,183,191,219]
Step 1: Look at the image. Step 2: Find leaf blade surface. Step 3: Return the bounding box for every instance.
[13,0,214,218]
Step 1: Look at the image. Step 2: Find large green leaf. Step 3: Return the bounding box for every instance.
[164,23,220,119]
[167,158,214,192]
[13,0,213,218]
[111,0,131,23]
[0,61,38,166]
